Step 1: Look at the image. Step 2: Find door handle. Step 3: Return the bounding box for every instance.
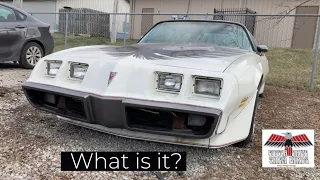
[15,25,25,28]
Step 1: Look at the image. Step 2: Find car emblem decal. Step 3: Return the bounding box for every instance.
[108,72,117,85]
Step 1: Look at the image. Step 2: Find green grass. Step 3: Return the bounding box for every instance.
[52,34,320,92]
[266,47,320,92]
[52,33,137,52]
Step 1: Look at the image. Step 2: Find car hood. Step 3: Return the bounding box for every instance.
[51,43,252,72]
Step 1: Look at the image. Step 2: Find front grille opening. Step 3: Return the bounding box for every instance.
[25,89,86,120]
[126,107,215,136]
[65,97,85,116]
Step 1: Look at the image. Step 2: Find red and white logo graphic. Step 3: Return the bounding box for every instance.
[262,130,314,168]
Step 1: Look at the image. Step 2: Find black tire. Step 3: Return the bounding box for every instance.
[19,42,44,69]
[234,92,259,148]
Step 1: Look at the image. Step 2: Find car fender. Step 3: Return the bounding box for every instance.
[222,53,263,129]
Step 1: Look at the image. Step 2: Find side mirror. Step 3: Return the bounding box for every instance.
[257,45,268,53]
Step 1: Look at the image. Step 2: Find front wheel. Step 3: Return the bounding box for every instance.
[19,42,43,69]
[234,92,259,148]
[258,82,265,98]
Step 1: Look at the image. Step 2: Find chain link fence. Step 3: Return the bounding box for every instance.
[28,12,320,92]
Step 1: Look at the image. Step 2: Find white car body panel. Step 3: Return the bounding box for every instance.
[23,21,269,148]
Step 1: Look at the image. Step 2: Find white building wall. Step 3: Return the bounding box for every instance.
[131,0,320,48]
[56,0,115,13]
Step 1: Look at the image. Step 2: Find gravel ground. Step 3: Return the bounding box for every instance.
[0,63,319,180]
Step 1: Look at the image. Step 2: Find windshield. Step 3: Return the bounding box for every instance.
[139,21,253,51]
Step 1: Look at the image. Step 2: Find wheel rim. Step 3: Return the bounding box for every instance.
[26,46,42,65]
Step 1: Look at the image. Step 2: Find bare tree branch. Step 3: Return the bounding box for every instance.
[258,0,313,24]
[186,0,191,13]
[256,0,314,29]
[276,0,313,15]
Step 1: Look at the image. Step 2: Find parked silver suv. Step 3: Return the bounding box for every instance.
[0,2,54,69]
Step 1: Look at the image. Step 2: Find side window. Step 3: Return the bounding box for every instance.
[16,11,26,21]
[0,5,16,21]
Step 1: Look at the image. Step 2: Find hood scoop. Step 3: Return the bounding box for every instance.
[162,45,215,52]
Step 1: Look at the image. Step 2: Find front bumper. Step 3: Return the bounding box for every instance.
[23,82,222,139]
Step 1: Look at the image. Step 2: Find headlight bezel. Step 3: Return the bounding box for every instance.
[69,62,89,80]
[155,72,183,93]
[192,76,223,98]
[45,60,63,77]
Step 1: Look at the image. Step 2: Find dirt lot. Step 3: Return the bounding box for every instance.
[0,63,319,179]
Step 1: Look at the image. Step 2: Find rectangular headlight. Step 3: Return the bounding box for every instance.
[70,63,89,80]
[46,60,62,76]
[194,77,221,96]
[157,72,182,92]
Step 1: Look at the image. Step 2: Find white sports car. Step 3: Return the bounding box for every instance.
[23,20,269,148]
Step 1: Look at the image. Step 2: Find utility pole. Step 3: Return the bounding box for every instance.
[13,0,23,9]
[111,0,119,43]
